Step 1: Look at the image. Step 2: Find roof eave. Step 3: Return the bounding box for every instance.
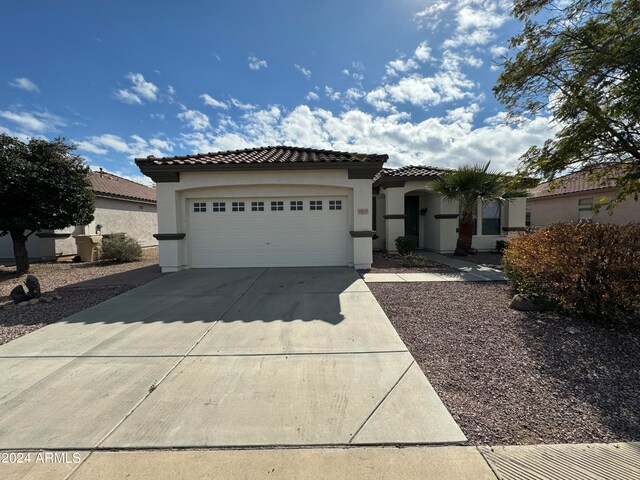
[136,159,387,183]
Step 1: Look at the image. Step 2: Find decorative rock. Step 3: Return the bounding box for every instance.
[10,285,29,305]
[566,327,580,335]
[28,298,40,305]
[41,296,54,303]
[25,275,41,298]
[54,294,62,300]
[17,301,30,307]
[509,294,550,312]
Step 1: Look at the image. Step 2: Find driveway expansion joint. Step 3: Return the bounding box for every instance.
[349,360,415,444]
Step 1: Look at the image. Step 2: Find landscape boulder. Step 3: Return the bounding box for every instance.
[10,285,29,305]
[509,294,551,312]
[25,275,41,298]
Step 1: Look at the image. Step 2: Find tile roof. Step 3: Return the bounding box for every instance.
[528,170,616,199]
[89,170,156,203]
[373,165,452,182]
[136,145,388,166]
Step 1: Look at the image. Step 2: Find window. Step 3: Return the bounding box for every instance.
[290,200,303,211]
[525,208,531,227]
[329,200,342,210]
[271,201,284,211]
[310,200,323,211]
[232,201,245,212]
[578,198,594,221]
[193,202,207,212]
[482,203,501,235]
[251,201,264,212]
[212,202,226,212]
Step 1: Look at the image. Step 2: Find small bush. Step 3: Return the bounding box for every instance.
[395,235,418,255]
[495,240,508,254]
[503,222,640,322]
[101,233,142,262]
[399,254,427,268]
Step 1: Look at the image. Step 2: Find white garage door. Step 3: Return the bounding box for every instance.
[188,196,349,267]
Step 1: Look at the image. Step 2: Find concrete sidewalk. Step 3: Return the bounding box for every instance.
[4,443,638,479]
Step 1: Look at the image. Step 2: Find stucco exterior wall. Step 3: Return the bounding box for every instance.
[375,179,527,253]
[528,189,640,226]
[155,169,374,271]
[0,197,157,264]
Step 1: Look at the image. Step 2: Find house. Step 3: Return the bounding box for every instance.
[527,170,640,226]
[135,146,527,272]
[372,166,527,253]
[0,170,158,264]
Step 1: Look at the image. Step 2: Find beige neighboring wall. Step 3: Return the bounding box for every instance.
[528,188,640,226]
[91,197,158,246]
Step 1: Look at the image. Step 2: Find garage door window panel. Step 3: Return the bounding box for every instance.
[310,200,323,211]
[212,202,226,212]
[290,201,303,211]
[251,201,265,212]
[193,202,207,212]
[271,201,284,211]
[329,200,342,210]
[232,201,245,212]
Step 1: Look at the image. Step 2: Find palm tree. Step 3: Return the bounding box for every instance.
[433,162,528,256]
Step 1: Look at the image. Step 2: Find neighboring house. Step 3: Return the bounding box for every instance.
[373,166,526,253]
[0,170,158,264]
[527,170,640,226]
[135,146,527,272]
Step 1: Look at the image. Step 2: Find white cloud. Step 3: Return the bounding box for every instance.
[9,77,39,93]
[177,109,211,131]
[0,110,66,133]
[115,73,159,104]
[247,56,268,70]
[414,1,450,30]
[200,93,229,109]
[294,64,312,79]
[78,133,173,159]
[176,104,553,173]
[386,57,419,77]
[442,1,511,48]
[306,91,320,101]
[230,97,256,111]
[414,41,432,62]
[150,113,165,120]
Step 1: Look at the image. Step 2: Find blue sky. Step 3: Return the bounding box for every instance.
[1,0,553,184]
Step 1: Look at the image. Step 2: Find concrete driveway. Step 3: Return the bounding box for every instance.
[0,267,465,449]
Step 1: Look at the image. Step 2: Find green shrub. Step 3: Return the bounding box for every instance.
[503,222,640,322]
[495,240,508,254]
[101,233,142,262]
[395,235,418,255]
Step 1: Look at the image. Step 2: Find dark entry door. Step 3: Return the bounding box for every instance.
[404,196,419,241]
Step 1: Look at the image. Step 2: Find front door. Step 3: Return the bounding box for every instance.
[404,196,419,242]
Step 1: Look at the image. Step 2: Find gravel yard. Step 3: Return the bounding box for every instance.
[368,281,640,446]
[0,248,160,345]
[367,251,458,274]
[449,251,503,268]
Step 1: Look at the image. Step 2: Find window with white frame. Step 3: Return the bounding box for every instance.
[193,202,207,212]
[251,201,264,212]
[271,201,284,211]
[232,201,245,212]
[310,200,323,210]
[329,200,342,210]
[578,198,594,221]
[212,202,226,212]
[290,200,303,211]
[481,202,502,235]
